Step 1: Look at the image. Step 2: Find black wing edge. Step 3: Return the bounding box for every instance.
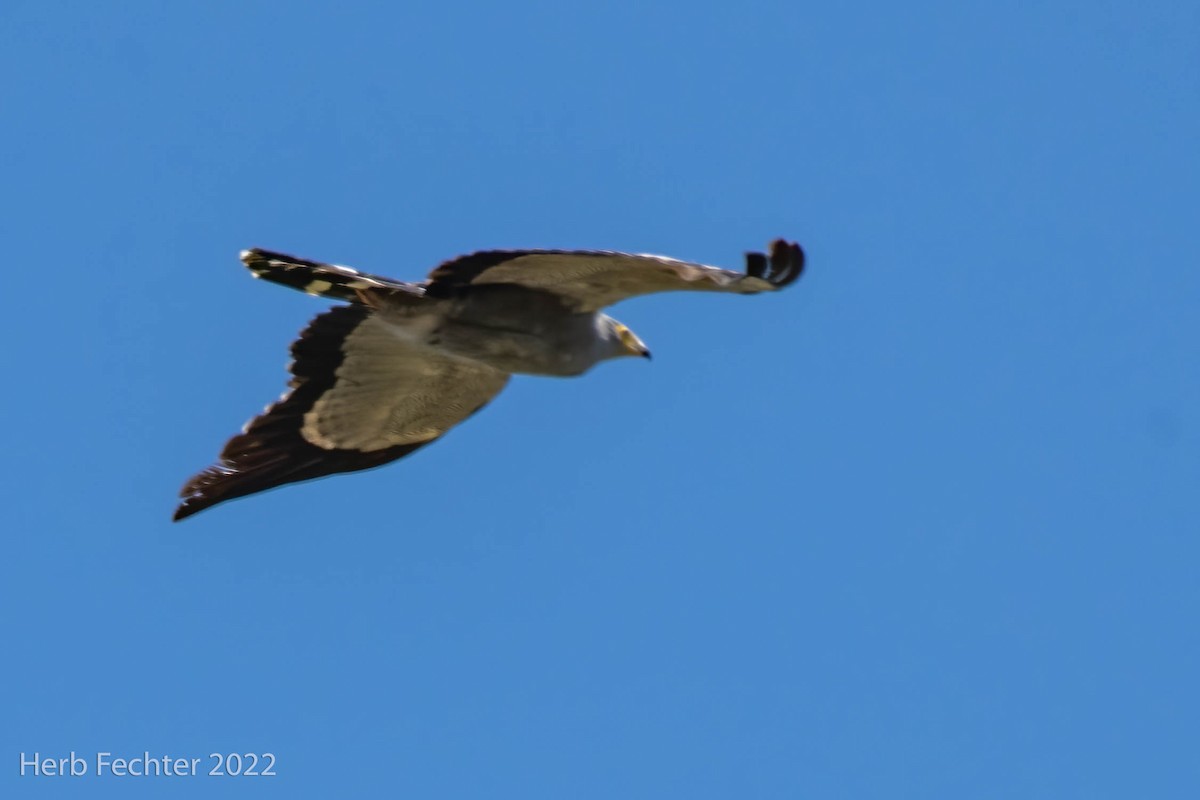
[172,305,427,521]
[423,249,557,298]
[744,239,805,288]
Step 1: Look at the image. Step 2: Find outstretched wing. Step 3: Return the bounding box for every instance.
[240,248,426,306]
[424,239,804,311]
[174,306,509,521]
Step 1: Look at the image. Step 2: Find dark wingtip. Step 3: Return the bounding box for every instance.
[745,239,804,288]
[172,499,202,522]
[240,247,295,266]
[767,239,805,287]
[172,468,229,522]
[745,251,769,279]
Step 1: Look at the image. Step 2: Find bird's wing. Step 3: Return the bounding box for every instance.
[175,306,509,520]
[423,239,804,311]
[240,248,426,306]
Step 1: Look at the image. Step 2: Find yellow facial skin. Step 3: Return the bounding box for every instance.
[614,323,651,359]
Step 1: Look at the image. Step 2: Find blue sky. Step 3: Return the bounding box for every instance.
[2,0,1197,797]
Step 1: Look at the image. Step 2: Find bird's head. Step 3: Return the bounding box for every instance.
[601,317,651,361]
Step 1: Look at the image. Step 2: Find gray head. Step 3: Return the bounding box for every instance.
[597,314,651,362]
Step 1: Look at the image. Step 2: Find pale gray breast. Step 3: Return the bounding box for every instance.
[425,285,605,376]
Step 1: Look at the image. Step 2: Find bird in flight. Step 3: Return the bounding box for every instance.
[174,239,805,520]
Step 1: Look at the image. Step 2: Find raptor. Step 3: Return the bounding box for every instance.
[174,239,805,520]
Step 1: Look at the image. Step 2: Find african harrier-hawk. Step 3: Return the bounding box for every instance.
[174,239,804,520]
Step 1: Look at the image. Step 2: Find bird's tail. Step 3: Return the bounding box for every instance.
[240,248,426,305]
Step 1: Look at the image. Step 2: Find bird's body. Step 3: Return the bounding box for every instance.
[174,239,804,520]
[388,285,627,376]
